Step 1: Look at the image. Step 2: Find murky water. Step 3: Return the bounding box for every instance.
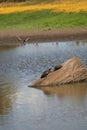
[0,40,87,130]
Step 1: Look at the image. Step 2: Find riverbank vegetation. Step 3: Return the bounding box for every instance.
[0,0,87,29]
[0,11,87,29]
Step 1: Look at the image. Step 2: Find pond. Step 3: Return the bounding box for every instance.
[0,40,87,130]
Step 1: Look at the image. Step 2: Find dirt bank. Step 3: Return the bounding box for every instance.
[0,27,87,45]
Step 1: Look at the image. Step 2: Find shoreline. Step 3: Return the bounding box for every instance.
[0,27,87,46]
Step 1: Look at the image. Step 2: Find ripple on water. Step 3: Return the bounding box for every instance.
[0,41,87,130]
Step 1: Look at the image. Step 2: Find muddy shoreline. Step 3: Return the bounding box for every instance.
[0,27,87,46]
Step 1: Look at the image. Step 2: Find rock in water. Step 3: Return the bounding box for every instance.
[29,57,87,87]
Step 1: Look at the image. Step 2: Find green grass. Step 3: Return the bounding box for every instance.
[0,10,87,30]
[25,0,54,4]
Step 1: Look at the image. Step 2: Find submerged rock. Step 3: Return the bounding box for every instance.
[29,57,87,87]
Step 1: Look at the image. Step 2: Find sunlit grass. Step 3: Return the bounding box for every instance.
[0,0,87,30]
[0,1,87,14]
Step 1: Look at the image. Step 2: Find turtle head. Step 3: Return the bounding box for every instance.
[49,68,52,71]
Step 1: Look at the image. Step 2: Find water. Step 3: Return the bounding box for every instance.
[0,40,87,130]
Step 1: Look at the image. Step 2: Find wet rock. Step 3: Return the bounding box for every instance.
[29,57,87,87]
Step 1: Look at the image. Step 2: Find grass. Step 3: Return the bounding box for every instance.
[0,0,87,30]
[0,1,87,14]
[0,10,87,30]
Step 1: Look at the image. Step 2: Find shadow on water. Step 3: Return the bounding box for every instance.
[38,82,87,98]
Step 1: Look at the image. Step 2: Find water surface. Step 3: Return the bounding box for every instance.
[0,40,87,130]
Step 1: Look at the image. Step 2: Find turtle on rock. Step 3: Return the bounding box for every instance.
[41,68,52,78]
[54,64,62,71]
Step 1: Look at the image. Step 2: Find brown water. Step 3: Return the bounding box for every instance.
[0,40,87,130]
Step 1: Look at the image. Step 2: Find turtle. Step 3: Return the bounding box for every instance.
[41,68,52,78]
[54,64,62,71]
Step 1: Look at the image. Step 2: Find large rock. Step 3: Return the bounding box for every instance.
[29,57,87,87]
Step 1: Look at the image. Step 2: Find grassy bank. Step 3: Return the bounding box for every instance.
[0,0,87,30]
[0,10,87,30]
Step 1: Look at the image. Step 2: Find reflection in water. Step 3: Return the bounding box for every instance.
[0,45,18,51]
[0,82,17,115]
[39,82,87,98]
